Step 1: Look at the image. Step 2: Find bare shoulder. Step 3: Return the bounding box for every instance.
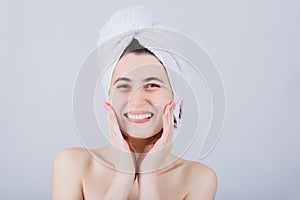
[54,148,92,170]
[181,159,217,200]
[52,148,92,200]
[184,159,217,183]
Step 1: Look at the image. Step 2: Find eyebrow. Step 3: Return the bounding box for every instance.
[113,76,165,85]
[143,77,165,84]
[113,77,131,85]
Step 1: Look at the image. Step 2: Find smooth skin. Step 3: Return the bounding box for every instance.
[52,53,217,200]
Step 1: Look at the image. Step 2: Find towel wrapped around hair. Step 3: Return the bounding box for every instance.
[98,5,191,127]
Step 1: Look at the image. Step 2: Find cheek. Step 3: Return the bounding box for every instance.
[110,93,129,115]
[150,90,173,107]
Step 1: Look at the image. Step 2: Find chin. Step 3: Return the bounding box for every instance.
[121,126,162,139]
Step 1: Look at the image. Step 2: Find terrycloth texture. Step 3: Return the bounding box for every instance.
[97,5,190,126]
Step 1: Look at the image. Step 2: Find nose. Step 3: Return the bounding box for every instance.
[128,87,147,107]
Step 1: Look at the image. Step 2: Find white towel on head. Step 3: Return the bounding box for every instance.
[97,5,191,127]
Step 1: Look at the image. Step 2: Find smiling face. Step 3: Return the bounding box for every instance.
[109,53,173,138]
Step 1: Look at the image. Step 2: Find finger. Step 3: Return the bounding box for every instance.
[104,103,132,152]
[103,102,114,141]
[167,102,176,142]
[164,102,176,143]
[161,103,173,142]
[108,106,125,141]
[104,103,120,134]
[104,102,124,147]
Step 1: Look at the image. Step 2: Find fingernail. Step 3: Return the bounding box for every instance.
[172,102,176,110]
[103,103,110,112]
[103,103,107,108]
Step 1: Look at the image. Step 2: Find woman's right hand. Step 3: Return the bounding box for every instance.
[103,102,136,200]
[103,102,136,175]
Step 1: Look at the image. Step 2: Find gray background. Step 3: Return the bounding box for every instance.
[1,0,299,199]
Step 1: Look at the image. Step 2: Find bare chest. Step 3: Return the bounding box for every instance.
[82,169,186,200]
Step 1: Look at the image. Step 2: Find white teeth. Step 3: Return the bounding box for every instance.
[127,113,151,120]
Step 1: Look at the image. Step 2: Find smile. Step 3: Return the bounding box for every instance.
[123,112,154,122]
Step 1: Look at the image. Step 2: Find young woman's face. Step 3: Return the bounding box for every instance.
[109,53,173,138]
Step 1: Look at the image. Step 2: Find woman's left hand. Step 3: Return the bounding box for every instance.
[137,102,176,173]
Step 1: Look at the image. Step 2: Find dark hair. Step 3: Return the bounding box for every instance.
[120,38,182,128]
[121,38,156,57]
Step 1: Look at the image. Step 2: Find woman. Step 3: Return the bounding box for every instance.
[52,6,217,200]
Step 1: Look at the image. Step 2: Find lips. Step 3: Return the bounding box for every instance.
[123,111,154,123]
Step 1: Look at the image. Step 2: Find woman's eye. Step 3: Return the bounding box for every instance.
[116,84,130,89]
[144,83,160,89]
